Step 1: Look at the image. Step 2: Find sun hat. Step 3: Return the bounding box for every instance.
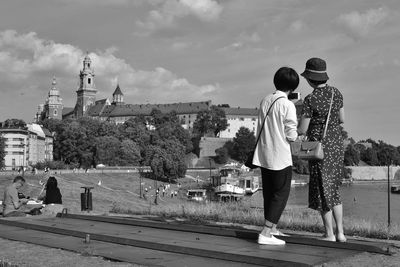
[301,57,329,81]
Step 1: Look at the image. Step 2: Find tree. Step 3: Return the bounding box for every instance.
[143,139,187,181]
[150,109,179,128]
[118,118,150,152]
[153,120,193,154]
[2,119,26,129]
[344,144,360,166]
[362,147,379,166]
[376,141,400,165]
[230,127,256,163]
[119,139,141,166]
[193,106,228,137]
[95,136,121,166]
[215,147,229,164]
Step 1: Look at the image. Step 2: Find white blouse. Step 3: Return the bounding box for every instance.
[252,90,298,170]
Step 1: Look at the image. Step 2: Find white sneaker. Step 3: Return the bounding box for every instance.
[271,230,289,237]
[258,234,286,245]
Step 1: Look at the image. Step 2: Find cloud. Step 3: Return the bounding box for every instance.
[0,30,82,81]
[219,31,261,52]
[337,7,388,38]
[137,0,223,33]
[0,30,218,104]
[180,0,223,21]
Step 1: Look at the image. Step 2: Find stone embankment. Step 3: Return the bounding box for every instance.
[347,166,400,181]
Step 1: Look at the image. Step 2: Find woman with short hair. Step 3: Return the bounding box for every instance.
[252,67,299,245]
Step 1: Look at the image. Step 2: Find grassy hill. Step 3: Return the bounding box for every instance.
[0,172,195,215]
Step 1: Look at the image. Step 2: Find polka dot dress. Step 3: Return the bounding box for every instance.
[302,85,344,212]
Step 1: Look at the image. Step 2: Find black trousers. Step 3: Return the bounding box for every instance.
[261,166,292,224]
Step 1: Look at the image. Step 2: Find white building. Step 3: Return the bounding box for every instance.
[219,107,258,138]
[0,124,53,170]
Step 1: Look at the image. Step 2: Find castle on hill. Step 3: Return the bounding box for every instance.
[35,54,302,138]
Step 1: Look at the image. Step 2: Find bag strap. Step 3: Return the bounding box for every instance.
[253,96,284,149]
[322,88,335,140]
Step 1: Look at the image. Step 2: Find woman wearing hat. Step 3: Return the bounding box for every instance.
[298,58,346,242]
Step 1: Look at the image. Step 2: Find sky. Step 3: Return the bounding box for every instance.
[0,0,399,146]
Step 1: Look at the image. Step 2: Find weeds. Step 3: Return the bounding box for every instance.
[111,200,400,241]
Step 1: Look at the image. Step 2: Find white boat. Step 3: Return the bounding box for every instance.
[215,183,245,195]
[291,180,308,187]
[187,189,207,202]
[212,165,260,199]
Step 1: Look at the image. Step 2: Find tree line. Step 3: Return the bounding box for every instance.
[214,126,400,174]
[0,106,229,180]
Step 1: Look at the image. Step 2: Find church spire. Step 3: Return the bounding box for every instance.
[44,76,63,120]
[75,53,97,118]
[112,83,124,105]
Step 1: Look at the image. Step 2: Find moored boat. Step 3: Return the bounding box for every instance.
[211,165,260,201]
[391,185,400,194]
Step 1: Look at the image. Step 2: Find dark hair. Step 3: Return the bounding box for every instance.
[46,176,58,190]
[307,79,327,86]
[13,176,25,183]
[273,67,299,92]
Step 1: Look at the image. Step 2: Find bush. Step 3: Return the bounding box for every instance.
[32,160,68,170]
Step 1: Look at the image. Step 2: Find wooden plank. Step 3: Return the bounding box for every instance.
[0,218,313,267]
[7,217,357,262]
[0,224,257,267]
[57,213,391,255]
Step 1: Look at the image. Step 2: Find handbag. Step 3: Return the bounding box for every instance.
[245,96,284,169]
[291,89,334,161]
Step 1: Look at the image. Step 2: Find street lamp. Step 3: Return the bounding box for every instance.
[139,167,143,198]
[209,158,212,178]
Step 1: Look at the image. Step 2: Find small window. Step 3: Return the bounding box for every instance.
[88,78,91,84]
[54,109,57,116]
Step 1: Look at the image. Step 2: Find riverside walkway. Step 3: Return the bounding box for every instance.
[0,213,392,266]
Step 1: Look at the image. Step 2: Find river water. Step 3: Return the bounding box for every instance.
[287,182,400,225]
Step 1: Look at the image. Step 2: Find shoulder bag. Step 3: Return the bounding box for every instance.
[291,88,334,161]
[245,96,284,169]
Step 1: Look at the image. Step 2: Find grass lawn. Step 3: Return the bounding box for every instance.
[1,170,397,241]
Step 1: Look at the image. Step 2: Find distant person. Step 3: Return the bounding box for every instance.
[38,176,62,205]
[298,57,346,242]
[251,67,299,245]
[2,176,29,217]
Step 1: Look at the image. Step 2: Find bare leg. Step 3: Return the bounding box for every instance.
[320,210,336,241]
[332,204,346,242]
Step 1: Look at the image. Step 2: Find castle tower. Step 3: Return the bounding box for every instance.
[111,84,124,106]
[74,53,97,118]
[44,76,63,120]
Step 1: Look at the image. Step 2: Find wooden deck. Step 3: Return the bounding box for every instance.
[0,213,393,266]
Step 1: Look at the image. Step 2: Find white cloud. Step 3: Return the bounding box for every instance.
[180,0,223,21]
[137,0,223,33]
[0,30,217,104]
[337,7,388,37]
[218,31,260,52]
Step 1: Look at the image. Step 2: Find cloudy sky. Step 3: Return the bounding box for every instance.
[0,0,399,145]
